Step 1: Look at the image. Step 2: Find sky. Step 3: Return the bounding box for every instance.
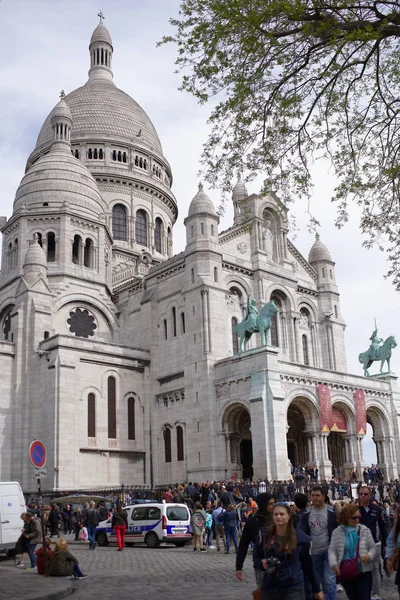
[0,0,397,464]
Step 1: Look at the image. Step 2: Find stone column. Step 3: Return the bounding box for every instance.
[318,432,332,479]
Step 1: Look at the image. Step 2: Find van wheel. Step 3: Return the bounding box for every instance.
[174,542,185,548]
[145,532,160,548]
[96,531,108,547]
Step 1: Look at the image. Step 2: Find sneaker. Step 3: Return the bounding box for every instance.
[371,596,382,600]
[26,567,37,572]
[78,575,88,580]
[337,584,344,593]
[209,545,216,549]
[200,548,207,552]
[15,562,25,568]
[92,542,97,550]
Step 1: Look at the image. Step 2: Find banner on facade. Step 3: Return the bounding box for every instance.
[355,389,367,435]
[318,384,332,432]
[331,407,347,432]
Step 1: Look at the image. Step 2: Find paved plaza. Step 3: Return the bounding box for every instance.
[1,538,399,600]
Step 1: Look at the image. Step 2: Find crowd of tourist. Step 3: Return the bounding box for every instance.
[13,465,400,599]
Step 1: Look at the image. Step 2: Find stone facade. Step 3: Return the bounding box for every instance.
[0,19,399,492]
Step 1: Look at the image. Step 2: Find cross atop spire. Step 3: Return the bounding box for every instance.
[59,90,65,100]
[98,10,105,24]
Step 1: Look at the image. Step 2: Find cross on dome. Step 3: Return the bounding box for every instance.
[98,10,105,24]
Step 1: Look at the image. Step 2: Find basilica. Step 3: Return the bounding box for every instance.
[0,18,399,492]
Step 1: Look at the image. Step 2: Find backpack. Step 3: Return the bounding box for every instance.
[192,511,206,528]
[216,509,225,526]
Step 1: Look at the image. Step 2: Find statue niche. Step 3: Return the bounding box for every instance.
[262,219,275,261]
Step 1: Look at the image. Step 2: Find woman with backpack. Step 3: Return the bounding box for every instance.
[191,502,207,552]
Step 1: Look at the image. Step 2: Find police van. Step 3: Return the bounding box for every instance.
[95,502,192,548]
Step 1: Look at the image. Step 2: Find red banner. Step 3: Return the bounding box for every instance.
[331,407,347,432]
[355,389,367,435]
[318,384,332,432]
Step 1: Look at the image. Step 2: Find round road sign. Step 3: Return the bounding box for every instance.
[29,440,47,468]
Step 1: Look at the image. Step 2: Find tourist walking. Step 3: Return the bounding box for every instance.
[256,503,323,600]
[329,503,376,600]
[359,484,387,600]
[212,501,226,551]
[299,485,338,600]
[191,502,207,552]
[111,503,128,551]
[223,503,238,554]
[85,500,100,550]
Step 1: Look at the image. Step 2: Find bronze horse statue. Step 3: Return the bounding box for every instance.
[236,300,279,352]
[358,335,397,377]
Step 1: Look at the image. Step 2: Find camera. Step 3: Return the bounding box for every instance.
[266,556,281,576]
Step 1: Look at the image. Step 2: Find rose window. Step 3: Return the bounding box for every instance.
[67,308,97,338]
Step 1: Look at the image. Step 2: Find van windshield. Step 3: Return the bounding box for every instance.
[166,506,188,521]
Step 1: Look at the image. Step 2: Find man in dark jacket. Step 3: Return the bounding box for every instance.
[359,485,387,600]
[235,493,275,586]
[85,501,100,550]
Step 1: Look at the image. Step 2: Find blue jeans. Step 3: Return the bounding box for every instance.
[312,550,336,600]
[224,527,238,553]
[73,562,85,577]
[27,542,37,567]
[87,525,97,549]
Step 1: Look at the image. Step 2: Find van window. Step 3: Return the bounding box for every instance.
[147,507,161,520]
[132,507,148,520]
[166,506,189,521]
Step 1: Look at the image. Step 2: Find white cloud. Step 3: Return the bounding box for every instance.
[0,0,399,385]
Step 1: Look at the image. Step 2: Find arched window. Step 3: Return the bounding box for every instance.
[302,334,309,366]
[47,232,56,262]
[135,210,148,246]
[334,305,338,318]
[135,156,139,166]
[122,152,127,163]
[231,317,239,354]
[128,397,135,440]
[72,235,81,265]
[211,224,215,236]
[164,428,172,463]
[99,149,104,159]
[84,238,93,268]
[172,307,177,337]
[112,150,117,161]
[200,222,204,235]
[191,225,194,238]
[214,267,218,282]
[13,239,18,269]
[88,148,93,159]
[117,151,122,162]
[270,309,279,347]
[154,217,163,253]
[177,426,184,461]
[88,393,96,437]
[93,148,98,159]
[163,319,167,340]
[181,312,185,334]
[108,376,117,439]
[7,242,12,271]
[112,204,127,241]
[191,268,195,283]
[36,232,43,248]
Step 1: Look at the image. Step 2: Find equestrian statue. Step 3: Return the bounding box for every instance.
[236,296,279,353]
[358,328,397,377]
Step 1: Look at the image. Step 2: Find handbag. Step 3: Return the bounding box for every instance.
[339,529,360,581]
[251,587,262,600]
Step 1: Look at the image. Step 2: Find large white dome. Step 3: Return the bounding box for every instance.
[35,78,163,155]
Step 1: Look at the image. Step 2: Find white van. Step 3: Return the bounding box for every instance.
[0,482,26,554]
[96,502,192,548]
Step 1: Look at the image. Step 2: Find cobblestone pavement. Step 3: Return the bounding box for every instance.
[1,538,399,600]
[54,539,400,600]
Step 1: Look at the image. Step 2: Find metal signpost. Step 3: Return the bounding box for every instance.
[29,440,48,576]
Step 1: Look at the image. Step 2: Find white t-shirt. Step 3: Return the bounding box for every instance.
[309,506,329,554]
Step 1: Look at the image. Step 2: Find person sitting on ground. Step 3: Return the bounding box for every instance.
[35,537,53,575]
[48,538,88,580]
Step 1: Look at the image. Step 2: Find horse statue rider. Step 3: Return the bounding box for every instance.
[236,296,278,352]
[359,328,397,377]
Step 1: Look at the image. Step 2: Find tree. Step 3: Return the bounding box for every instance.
[161,1,400,287]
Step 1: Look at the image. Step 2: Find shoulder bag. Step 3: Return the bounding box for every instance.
[339,529,360,581]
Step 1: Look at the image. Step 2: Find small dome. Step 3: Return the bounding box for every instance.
[14,150,106,218]
[232,174,248,203]
[51,97,72,124]
[24,234,47,268]
[188,183,217,217]
[90,23,113,47]
[308,235,333,263]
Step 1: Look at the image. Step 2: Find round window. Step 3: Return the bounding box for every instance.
[67,308,97,338]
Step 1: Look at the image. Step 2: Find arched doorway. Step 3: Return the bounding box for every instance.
[223,404,253,479]
[287,397,319,469]
[327,406,347,477]
[366,406,391,473]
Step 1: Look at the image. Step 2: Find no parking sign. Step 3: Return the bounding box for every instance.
[29,440,47,468]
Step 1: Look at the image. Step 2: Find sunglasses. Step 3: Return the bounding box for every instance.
[350,516,360,520]
[359,493,370,496]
